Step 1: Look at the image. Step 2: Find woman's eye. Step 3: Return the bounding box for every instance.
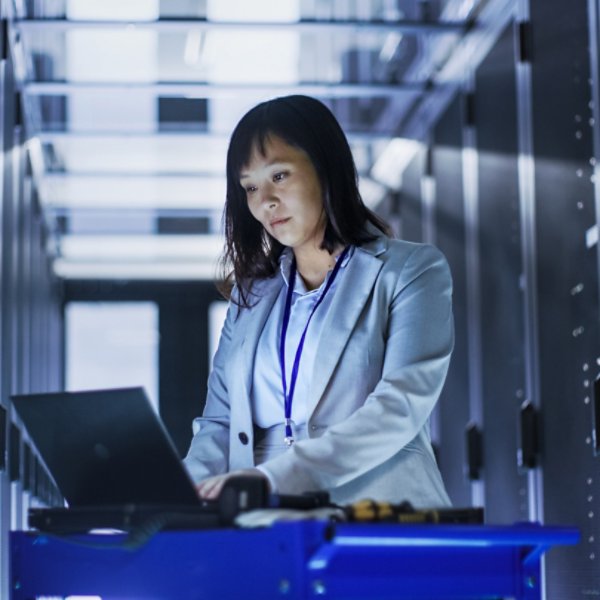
[245,185,257,194]
[273,172,287,182]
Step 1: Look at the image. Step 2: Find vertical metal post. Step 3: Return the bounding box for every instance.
[588,0,600,328]
[515,0,544,527]
[462,76,485,508]
[420,144,441,443]
[515,2,546,597]
[421,146,437,246]
[0,1,6,597]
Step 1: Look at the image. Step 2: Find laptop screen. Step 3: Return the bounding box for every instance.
[12,387,200,507]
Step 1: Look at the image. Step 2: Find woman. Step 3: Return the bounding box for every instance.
[184,95,453,508]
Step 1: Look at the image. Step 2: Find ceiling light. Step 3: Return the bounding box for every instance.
[39,174,226,211]
[66,0,159,21]
[54,260,220,281]
[207,0,299,22]
[59,234,223,262]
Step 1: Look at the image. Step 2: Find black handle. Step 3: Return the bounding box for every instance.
[218,475,269,524]
[9,422,20,483]
[1,19,8,61]
[518,400,539,469]
[465,423,483,481]
[0,404,5,471]
[593,376,600,456]
[23,443,31,492]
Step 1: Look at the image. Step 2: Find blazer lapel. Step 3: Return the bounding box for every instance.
[239,276,284,402]
[308,237,387,414]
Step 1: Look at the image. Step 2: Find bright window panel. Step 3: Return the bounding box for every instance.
[208,301,228,370]
[66,302,159,412]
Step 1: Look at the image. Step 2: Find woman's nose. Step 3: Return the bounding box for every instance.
[261,185,278,207]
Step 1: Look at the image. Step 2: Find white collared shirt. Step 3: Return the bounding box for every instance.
[250,247,353,429]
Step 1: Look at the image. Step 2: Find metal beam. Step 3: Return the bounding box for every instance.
[23,80,427,99]
[398,0,518,140]
[36,129,393,143]
[14,17,468,35]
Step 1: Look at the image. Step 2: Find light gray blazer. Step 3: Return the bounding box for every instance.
[184,235,454,508]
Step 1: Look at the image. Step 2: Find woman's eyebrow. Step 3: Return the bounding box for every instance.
[239,158,290,180]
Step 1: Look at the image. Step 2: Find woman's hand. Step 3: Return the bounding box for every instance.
[196,468,269,500]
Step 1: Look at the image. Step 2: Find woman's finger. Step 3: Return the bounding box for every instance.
[197,474,228,499]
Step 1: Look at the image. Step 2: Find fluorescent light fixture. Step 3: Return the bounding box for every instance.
[67,88,158,133]
[207,0,300,22]
[54,259,220,281]
[204,1,300,85]
[66,1,159,133]
[204,0,300,147]
[370,138,421,190]
[59,234,223,262]
[55,234,224,280]
[66,30,158,83]
[50,136,229,174]
[39,174,226,211]
[202,31,299,85]
[66,0,159,21]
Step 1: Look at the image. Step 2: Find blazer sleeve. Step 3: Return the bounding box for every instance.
[259,244,454,495]
[183,297,236,483]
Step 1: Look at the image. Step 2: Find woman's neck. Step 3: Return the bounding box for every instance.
[293,244,344,291]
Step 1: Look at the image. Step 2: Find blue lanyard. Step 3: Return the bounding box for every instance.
[279,246,350,445]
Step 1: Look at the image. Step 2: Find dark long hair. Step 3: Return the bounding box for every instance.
[220,95,390,306]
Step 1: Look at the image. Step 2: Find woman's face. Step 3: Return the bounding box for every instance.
[239,135,326,254]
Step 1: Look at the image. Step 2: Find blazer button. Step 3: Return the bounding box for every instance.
[238,432,249,445]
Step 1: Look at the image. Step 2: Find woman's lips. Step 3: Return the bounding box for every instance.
[270,217,291,227]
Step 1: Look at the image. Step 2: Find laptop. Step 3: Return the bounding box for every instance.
[12,387,267,534]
